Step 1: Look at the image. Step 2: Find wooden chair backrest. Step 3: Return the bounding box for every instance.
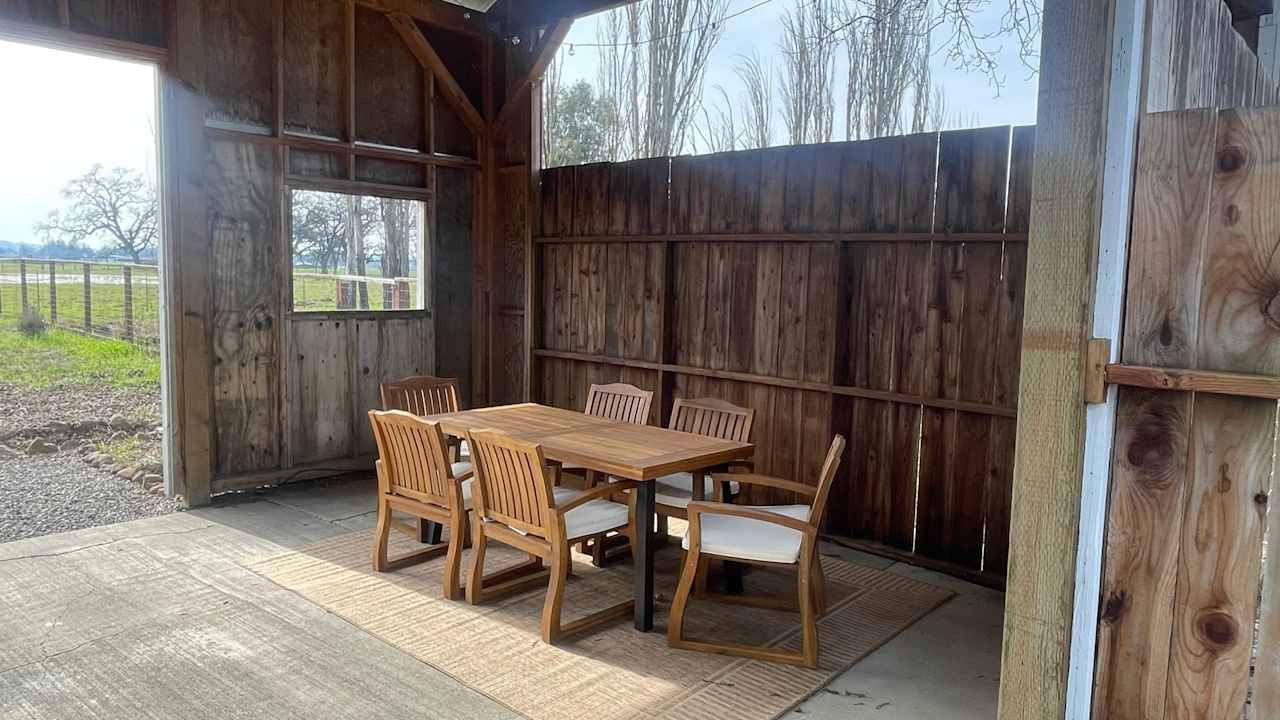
[668,397,755,443]
[368,410,460,508]
[808,435,848,526]
[380,375,460,416]
[466,428,556,538]
[584,383,653,425]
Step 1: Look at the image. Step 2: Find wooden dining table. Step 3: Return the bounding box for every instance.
[424,402,755,631]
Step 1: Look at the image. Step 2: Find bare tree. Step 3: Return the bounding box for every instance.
[379,198,417,279]
[37,165,158,263]
[842,0,931,140]
[735,51,773,149]
[542,54,565,165]
[614,0,730,158]
[596,8,634,161]
[778,0,837,145]
[692,85,740,153]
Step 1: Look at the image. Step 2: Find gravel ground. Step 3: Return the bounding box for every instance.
[0,382,159,438]
[0,447,181,543]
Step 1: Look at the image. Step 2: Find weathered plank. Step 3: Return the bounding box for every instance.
[282,0,343,137]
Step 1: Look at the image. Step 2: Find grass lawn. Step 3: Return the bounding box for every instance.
[0,321,160,389]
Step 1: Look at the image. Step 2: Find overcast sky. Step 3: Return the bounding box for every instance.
[0,1,1037,247]
[555,0,1039,141]
[0,41,157,248]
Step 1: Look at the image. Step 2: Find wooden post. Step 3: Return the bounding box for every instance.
[396,278,410,309]
[122,265,135,342]
[997,0,1120,717]
[18,260,27,311]
[47,260,57,324]
[82,263,92,330]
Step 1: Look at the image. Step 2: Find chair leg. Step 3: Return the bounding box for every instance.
[811,553,827,616]
[371,497,392,572]
[442,512,465,601]
[694,555,710,597]
[667,546,700,646]
[541,540,570,644]
[465,515,487,605]
[798,544,819,669]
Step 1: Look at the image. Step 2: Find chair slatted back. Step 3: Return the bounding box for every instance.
[466,429,555,537]
[584,383,653,425]
[368,410,459,507]
[808,435,848,525]
[381,375,460,416]
[668,398,754,443]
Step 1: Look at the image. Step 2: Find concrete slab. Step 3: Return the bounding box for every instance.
[0,479,1001,720]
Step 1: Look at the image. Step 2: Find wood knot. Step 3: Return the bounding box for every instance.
[1126,412,1182,488]
[1264,292,1280,330]
[1101,591,1127,623]
[1159,317,1174,347]
[1224,204,1241,226]
[1256,492,1269,506]
[1216,463,1232,493]
[1195,610,1238,651]
[1218,146,1246,173]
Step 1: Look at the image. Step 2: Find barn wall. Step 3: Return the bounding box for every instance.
[0,0,495,501]
[529,128,1034,584]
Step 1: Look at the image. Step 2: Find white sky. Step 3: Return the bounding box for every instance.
[0,41,157,248]
[556,0,1039,142]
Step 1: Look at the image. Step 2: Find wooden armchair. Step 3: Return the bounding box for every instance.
[553,382,654,485]
[368,410,476,600]
[651,398,755,518]
[381,375,466,460]
[465,428,638,644]
[668,435,846,669]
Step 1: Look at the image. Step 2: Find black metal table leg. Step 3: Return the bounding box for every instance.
[634,479,656,631]
[720,478,745,594]
[418,518,443,544]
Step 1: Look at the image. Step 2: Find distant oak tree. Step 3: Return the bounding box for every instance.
[37,165,158,263]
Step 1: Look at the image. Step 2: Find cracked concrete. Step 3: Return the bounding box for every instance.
[0,474,1001,719]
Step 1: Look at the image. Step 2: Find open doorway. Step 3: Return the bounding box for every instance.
[0,40,178,541]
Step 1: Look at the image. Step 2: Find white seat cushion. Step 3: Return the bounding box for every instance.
[448,462,474,509]
[682,504,811,564]
[457,440,470,459]
[553,486,630,540]
[654,472,741,509]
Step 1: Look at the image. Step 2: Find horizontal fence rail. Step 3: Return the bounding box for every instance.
[0,257,160,350]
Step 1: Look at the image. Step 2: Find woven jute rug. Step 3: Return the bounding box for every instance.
[246,527,952,720]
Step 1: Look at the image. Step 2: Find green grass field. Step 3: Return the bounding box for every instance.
[0,260,162,344]
[0,320,160,390]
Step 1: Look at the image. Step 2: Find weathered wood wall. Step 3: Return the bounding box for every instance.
[1092,106,1280,718]
[1148,0,1280,111]
[532,127,1034,583]
[0,0,494,500]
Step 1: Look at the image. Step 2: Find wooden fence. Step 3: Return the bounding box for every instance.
[532,126,1033,584]
[0,258,159,348]
[1092,106,1280,718]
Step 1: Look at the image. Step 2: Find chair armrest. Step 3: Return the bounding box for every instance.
[453,466,474,480]
[554,480,639,513]
[686,501,816,535]
[711,472,815,497]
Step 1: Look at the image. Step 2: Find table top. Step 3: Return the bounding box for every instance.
[425,403,754,481]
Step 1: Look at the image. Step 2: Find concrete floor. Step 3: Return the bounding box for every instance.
[0,477,1002,719]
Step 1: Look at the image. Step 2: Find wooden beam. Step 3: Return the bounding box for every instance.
[0,19,167,65]
[509,0,635,30]
[997,0,1119,716]
[352,0,484,35]
[534,231,1025,244]
[387,12,486,139]
[1105,364,1280,400]
[494,17,573,130]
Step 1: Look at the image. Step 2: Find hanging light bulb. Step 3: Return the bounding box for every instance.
[568,44,575,56]
[511,34,521,46]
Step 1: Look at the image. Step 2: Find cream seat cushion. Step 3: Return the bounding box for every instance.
[489,486,629,540]
[451,462,474,509]
[682,504,811,564]
[654,472,741,508]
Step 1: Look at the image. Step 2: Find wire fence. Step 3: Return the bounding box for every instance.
[292,270,420,312]
[0,258,162,350]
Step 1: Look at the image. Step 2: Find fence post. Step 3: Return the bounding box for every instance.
[48,260,57,324]
[396,278,411,309]
[122,265,134,342]
[19,260,27,311]
[82,263,92,331]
